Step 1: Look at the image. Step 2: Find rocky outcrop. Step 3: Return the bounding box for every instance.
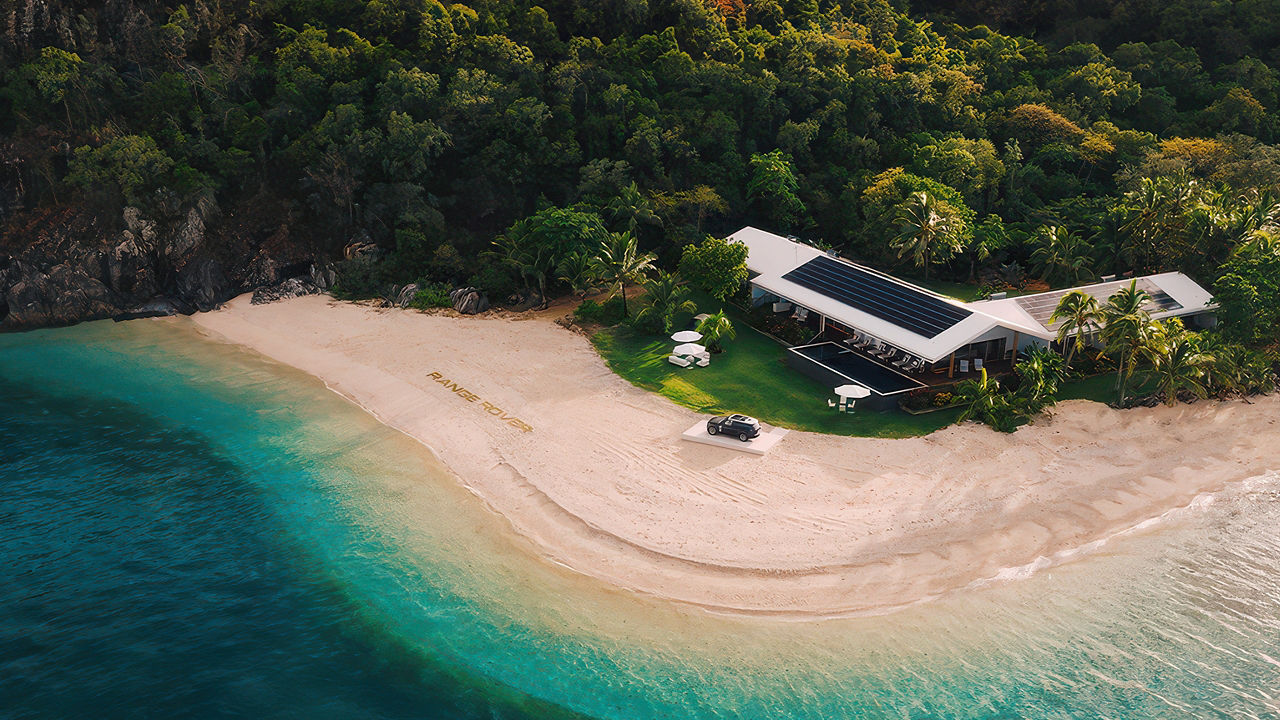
[392,283,419,308]
[1,201,315,331]
[449,286,490,315]
[309,263,336,291]
[252,277,320,305]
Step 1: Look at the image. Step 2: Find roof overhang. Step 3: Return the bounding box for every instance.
[753,273,1050,362]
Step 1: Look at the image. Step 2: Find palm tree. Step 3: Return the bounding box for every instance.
[1029,225,1092,285]
[634,270,696,334]
[557,250,601,297]
[1098,280,1154,404]
[1049,290,1101,368]
[591,231,655,318]
[1142,322,1211,406]
[696,310,736,353]
[1013,346,1067,412]
[953,368,1019,432]
[605,182,660,235]
[891,191,962,282]
[489,232,555,308]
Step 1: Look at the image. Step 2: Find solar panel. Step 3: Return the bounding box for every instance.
[1015,278,1183,329]
[781,256,972,339]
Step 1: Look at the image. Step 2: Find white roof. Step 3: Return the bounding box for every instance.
[970,272,1216,337]
[727,226,824,276]
[752,271,1048,362]
[731,226,1049,362]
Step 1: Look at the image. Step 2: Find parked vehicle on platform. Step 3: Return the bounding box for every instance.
[706,414,761,442]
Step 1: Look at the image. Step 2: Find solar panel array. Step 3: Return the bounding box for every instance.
[781,256,972,339]
[1015,278,1183,329]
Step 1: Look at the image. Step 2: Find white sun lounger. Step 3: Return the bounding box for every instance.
[668,355,692,368]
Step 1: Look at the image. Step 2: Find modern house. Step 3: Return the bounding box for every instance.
[728,226,1217,408]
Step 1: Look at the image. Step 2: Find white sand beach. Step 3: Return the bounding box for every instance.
[190,295,1280,617]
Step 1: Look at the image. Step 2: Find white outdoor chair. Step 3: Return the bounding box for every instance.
[828,398,837,408]
[695,356,710,367]
[668,355,692,368]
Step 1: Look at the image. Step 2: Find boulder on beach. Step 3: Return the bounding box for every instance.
[251,277,321,305]
[449,286,490,314]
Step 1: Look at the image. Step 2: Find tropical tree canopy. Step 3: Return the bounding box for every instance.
[696,310,737,353]
[634,270,696,334]
[678,235,749,302]
[1098,280,1156,404]
[890,192,965,281]
[591,230,655,317]
[1049,290,1102,367]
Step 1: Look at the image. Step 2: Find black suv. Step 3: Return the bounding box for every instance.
[707,414,761,442]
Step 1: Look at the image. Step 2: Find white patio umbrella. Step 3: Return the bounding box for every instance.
[671,330,703,342]
[833,384,871,399]
[674,343,706,356]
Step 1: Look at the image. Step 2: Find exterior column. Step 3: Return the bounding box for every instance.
[1011,331,1020,362]
[818,314,826,334]
[948,351,956,379]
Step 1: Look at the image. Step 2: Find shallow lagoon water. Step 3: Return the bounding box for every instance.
[2,319,1279,718]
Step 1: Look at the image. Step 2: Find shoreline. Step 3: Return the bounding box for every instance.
[188,294,1280,618]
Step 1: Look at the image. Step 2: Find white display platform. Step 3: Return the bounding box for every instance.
[680,420,788,456]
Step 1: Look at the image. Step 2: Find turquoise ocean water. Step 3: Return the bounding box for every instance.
[3,319,1280,719]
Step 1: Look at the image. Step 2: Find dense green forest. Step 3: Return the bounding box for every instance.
[3,0,1280,336]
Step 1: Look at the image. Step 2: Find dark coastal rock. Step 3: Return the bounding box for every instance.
[242,251,279,289]
[1,201,317,332]
[252,277,320,305]
[114,297,189,321]
[449,286,490,315]
[168,207,205,259]
[176,256,230,312]
[309,263,336,291]
[3,260,117,327]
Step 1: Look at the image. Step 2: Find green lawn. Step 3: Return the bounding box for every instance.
[1058,373,1117,403]
[590,303,960,438]
[1058,370,1156,405]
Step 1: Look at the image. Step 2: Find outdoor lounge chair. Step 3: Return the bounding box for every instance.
[668,355,692,368]
[828,398,837,408]
[695,356,710,367]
